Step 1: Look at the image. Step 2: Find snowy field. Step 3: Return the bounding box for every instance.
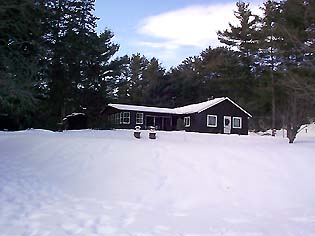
[0,125,315,236]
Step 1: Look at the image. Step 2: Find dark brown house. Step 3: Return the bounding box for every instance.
[102,97,252,135]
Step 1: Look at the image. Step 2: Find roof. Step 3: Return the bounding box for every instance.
[63,113,86,121]
[174,97,226,114]
[107,97,252,117]
[107,104,174,114]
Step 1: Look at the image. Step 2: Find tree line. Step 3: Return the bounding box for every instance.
[0,0,314,143]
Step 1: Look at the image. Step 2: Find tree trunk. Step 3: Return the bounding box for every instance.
[286,91,298,143]
[271,70,276,136]
[270,35,276,137]
[287,126,296,143]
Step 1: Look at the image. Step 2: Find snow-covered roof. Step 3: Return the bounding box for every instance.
[174,97,226,114]
[107,97,252,117]
[107,104,175,114]
[64,113,86,119]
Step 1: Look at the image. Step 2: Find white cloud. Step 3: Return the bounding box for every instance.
[138,41,179,50]
[137,2,264,67]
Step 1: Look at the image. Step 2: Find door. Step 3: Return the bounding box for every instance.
[223,116,231,134]
[162,117,172,131]
[146,116,155,128]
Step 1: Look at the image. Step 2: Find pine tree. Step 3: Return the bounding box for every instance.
[142,58,168,106]
[117,54,149,105]
[258,0,282,135]
[0,0,41,129]
[168,57,203,106]
[217,1,259,81]
[268,0,315,143]
[38,0,120,129]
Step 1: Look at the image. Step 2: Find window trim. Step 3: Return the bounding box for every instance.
[233,117,242,129]
[119,112,123,124]
[123,112,130,124]
[136,112,144,124]
[207,115,217,127]
[115,113,120,124]
[184,116,191,127]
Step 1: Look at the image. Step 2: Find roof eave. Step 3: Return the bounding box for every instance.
[225,98,252,117]
[197,98,226,114]
[196,97,252,117]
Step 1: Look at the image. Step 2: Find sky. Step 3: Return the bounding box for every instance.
[94,0,266,69]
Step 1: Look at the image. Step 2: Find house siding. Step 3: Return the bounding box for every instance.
[109,110,177,131]
[183,113,200,132]
[195,100,248,135]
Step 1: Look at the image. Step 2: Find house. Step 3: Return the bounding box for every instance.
[102,97,252,135]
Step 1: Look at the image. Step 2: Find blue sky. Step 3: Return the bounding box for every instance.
[95,0,265,69]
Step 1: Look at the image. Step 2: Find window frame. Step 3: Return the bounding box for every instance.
[184,116,191,127]
[115,113,120,124]
[136,112,144,124]
[232,117,242,129]
[119,112,123,124]
[207,115,217,127]
[123,112,130,124]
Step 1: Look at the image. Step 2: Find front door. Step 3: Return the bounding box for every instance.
[223,116,231,134]
[146,116,155,128]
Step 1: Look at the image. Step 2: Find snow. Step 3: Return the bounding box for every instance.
[65,113,86,118]
[173,97,226,114]
[0,125,315,236]
[108,97,252,116]
[108,103,175,114]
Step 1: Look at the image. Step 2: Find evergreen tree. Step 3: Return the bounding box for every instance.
[197,47,244,101]
[0,0,41,128]
[116,54,149,105]
[276,0,315,143]
[258,0,282,135]
[116,55,170,107]
[168,57,203,106]
[217,1,260,81]
[142,58,168,106]
[37,0,120,129]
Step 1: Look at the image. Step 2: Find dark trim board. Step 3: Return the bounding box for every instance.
[102,97,251,135]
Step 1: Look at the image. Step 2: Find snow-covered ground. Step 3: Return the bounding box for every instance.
[0,125,315,236]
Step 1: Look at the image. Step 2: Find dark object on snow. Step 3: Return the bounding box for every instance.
[0,114,18,131]
[134,126,141,139]
[63,113,87,130]
[149,126,156,139]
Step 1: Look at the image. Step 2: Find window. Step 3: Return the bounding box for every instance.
[207,115,217,127]
[136,113,144,124]
[184,116,190,127]
[233,117,242,128]
[123,112,130,124]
